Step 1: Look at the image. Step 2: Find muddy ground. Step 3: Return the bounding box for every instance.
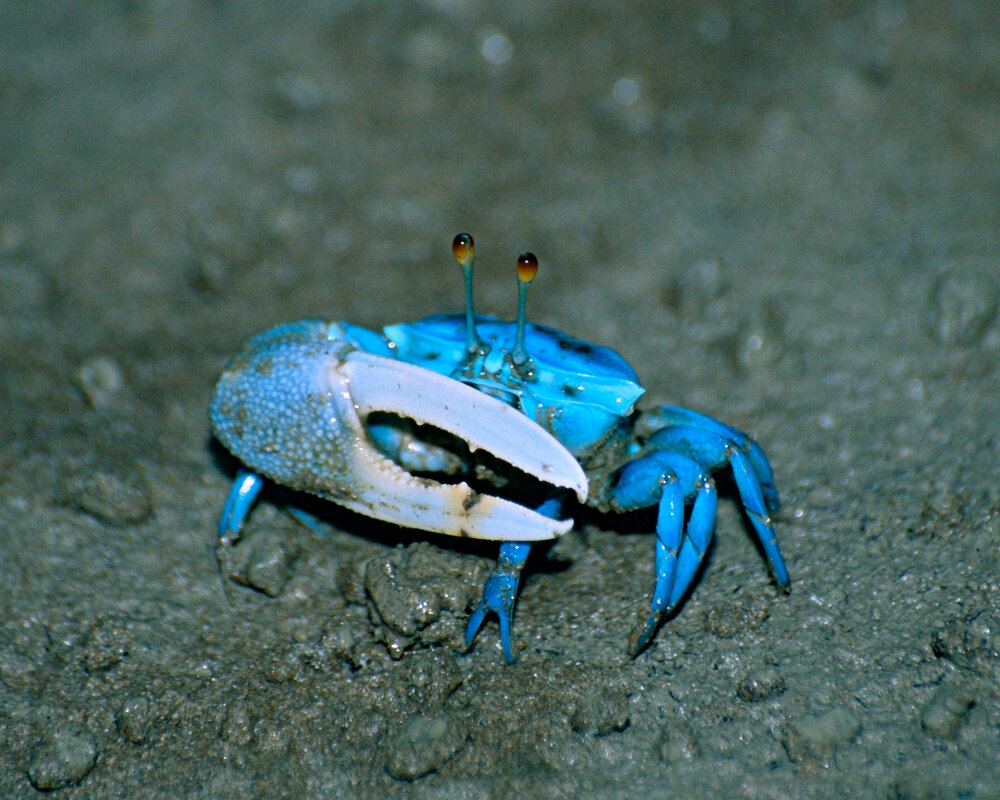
[2,2,999,798]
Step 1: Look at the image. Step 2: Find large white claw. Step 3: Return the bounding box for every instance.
[339,351,587,541]
[342,352,587,499]
[210,320,590,544]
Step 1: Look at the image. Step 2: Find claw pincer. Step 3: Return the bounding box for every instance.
[211,319,586,543]
[210,234,790,662]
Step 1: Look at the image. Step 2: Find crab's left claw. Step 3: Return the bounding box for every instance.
[210,320,587,544]
[337,343,588,539]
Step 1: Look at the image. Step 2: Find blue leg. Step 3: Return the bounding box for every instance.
[465,541,531,663]
[648,425,789,588]
[668,474,717,609]
[286,506,327,535]
[728,449,789,587]
[222,469,328,539]
[465,497,563,663]
[613,452,716,657]
[220,470,265,542]
[217,470,266,594]
[640,407,780,514]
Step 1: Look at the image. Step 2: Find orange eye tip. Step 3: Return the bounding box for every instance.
[516,252,538,283]
[452,232,474,264]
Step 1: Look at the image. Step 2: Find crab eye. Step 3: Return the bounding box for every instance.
[511,252,538,366]
[516,252,538,283]
[452,233,480,355]
[452,233,474,265]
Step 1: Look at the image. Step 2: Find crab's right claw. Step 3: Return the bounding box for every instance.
[210,320,588,544]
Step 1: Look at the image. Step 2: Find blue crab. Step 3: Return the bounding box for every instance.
[210,234,789,662]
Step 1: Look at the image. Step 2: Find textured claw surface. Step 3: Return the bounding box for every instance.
[211,320,585,543]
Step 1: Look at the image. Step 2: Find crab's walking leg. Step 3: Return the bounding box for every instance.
[639,407,781,514]
[613,452,716,656]
[217,470,266,592]
[647,425,790,588]
[219,470,265,543]
[466,497,565,663]
[465,541,531,664]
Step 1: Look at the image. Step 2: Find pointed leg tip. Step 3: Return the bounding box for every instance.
[465,604,488,647]
[626,631,650,660]
[627,611,663,659]
[465,541,530,664]
[771,561,791,592]
[464,607,520,663]
[498,608,520,664]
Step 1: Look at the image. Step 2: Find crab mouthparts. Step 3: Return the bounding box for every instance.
[340,352,587,542]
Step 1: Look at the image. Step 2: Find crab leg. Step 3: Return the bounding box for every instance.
[646,425,789,587]
[219,470,265,540]
[638,406,781,514]
[464,496,565,663]
[613,451,718,656]
[465,541,532,663]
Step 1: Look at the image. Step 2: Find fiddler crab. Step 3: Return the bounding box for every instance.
[210,234,790,662]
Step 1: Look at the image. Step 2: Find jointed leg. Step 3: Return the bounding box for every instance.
[465,541,531,664]
[219,470,265,543]
[217,470,266,597]
[612,452,717,656]
[639,406,780,514]
[647,425,789,588]
[465,497,564,663]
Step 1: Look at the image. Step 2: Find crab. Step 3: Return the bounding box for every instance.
[210,234,789,662]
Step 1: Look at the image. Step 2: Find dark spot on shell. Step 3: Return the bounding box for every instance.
[305,391,329,410]
[556,338,596,357]
[562,383,580,397]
